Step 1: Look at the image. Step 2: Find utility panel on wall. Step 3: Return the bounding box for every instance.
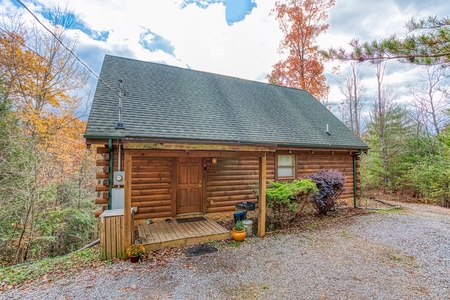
[111,188,124,209]
[113,171,125,185]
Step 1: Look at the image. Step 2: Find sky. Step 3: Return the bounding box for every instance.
[1,0,450,117]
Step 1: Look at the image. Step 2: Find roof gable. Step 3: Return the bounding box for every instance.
[85,55,367,150]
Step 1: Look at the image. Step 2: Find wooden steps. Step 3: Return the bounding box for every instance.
[138,218,230,251]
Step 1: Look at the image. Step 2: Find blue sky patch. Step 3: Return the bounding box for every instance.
[180,0,256,25]
[225,0,256,25]
[40,9,109,41]
[90,31,109,42]
[139,29,175,56]
[41,9,77,28]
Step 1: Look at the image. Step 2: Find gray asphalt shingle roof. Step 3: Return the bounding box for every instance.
[85,55,367,150]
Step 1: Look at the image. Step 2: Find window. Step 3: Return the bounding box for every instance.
[277,155,295,178]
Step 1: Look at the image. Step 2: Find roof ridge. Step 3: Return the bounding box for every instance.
[103,54,307,94]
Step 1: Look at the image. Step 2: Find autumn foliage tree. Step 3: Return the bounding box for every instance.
[268,0,335,102]
[0,10,89,141]
[0,8,96,267]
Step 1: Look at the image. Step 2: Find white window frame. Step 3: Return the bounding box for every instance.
[277,155,295,178]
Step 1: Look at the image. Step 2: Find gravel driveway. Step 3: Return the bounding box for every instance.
[2,202,449,300]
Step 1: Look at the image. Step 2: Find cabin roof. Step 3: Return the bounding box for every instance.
[85,55,367,150]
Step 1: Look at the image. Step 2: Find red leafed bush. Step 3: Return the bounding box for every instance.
[308,170,345,215]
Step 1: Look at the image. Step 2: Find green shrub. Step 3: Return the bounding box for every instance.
[263,179,318,229]
[407,156,450,207]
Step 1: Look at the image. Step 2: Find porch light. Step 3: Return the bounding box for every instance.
[211,158,218,164]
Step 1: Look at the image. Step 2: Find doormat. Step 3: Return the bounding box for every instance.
[185,243,218,257]
[176,217,206,224]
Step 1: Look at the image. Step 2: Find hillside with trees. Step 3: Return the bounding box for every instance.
[1,2,449,269]
[323,16,450,207]
[271,2,450,207]
[0,9,96,267]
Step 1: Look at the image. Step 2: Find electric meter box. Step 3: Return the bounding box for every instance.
[113,171,125,185]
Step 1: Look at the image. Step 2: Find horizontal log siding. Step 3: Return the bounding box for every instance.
[266,153,276,181]
[203,151,359,212]
[296,152,356,205]
[206,156,275,213]
[95,146,126,206]
[131,156,173,220]
[101,149,359,218]
[95,147,109,205]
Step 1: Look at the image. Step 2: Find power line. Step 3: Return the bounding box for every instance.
[0,27,45,61]
[16,0,120,97]
[0,27,93,119]
[0,27,86,89]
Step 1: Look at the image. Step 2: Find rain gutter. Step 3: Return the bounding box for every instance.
[353,149,363,208]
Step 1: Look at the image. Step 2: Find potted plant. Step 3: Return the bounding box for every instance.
[126,243,145,263]
[231,220,246,242]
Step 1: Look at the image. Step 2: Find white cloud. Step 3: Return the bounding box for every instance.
[2,0,450,114]
[17,0,282,82]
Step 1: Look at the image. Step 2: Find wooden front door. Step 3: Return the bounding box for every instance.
[177,157,202,214]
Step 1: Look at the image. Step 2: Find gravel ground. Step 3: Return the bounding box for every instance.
[2,202,449,300]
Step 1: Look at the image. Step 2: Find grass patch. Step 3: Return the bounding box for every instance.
[205,240,217,247]
[384,253,417,270]
[0,247,107,290]
[340,230,352,238]
[372,206,402,213]
[390,255,415,264]
[226,240,244,248]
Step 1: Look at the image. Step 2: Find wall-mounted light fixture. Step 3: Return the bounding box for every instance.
[211,158,218,164]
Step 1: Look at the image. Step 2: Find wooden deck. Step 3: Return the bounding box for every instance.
[138,218,231,251]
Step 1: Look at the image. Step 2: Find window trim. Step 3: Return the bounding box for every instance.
[276,154,296,180]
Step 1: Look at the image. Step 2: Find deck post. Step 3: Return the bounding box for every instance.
[258,153,267,237]
[123,152,132,259]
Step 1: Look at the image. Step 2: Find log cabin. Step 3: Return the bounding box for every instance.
[85,55,367,255]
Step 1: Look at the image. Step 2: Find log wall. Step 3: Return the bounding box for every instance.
[95,146,126,200]
[204,151,358,212]
[130,156,174,220]
[296,151,357,205]
[95,147,361,218]
[205,155,275,213]
[94,146,110,216]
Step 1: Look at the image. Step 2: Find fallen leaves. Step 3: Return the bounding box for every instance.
[122,284,137,291]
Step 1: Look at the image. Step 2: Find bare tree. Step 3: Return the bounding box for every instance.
[338,62,366,136]
[408,65,450,154]
[368,62,395,193]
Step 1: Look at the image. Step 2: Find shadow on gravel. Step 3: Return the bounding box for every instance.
[185,244,218,257]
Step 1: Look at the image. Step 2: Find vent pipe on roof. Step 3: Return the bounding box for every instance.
[115,79,128,129]
[326,124,331,135]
